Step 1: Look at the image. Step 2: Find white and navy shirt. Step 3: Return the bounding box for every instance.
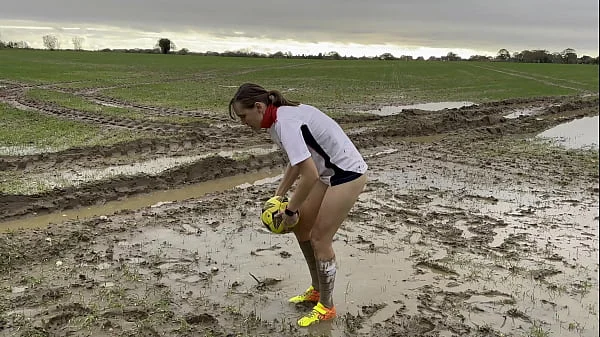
[269,104,368,186]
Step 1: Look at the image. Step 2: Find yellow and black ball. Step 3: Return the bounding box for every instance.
[261,196,295,234]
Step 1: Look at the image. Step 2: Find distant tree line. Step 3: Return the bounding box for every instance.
[1,35,598,64]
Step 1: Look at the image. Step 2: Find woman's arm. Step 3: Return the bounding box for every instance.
[275,163,300,197]
[285,157,319,212]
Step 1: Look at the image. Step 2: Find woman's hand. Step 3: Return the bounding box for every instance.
[281,208,299,230]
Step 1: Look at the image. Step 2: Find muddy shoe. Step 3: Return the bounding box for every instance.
[297,302,336,327]
[288,285,320,304]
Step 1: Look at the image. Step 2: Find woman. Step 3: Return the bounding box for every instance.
[229,83,367,327]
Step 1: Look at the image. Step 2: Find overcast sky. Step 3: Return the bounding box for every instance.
[1,0,598,57]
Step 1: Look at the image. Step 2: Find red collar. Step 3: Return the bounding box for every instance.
[260,105,278,128]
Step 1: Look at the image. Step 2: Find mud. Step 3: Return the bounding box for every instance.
[0,80,598,337]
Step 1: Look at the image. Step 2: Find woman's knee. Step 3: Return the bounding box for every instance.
[293,221,312,241]
[309,226,331,246]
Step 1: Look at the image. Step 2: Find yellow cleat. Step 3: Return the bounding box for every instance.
[297,302,336,327]
[288,286,320,304]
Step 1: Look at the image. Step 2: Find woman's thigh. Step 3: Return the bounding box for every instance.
[312,174,367,243]
[293,180,329,241]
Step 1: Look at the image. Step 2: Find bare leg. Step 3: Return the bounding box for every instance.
[293,180,328,289]
[311,174,366,307]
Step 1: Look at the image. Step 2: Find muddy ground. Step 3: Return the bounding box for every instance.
[0,82,598,337]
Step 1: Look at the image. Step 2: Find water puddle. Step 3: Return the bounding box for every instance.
[0,168,280,232]
[111,214,430,335]
[503,106,547,119]
[361,101,475,116]
[536,116,599,149]
[2,145,598,336]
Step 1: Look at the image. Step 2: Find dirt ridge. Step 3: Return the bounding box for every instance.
[0,153,287,221]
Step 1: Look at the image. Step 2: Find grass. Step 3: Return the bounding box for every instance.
[0,102,148,154]
[25,88,204,125]
[1,49,598,115]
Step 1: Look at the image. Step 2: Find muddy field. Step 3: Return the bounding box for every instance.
[0,81,599,337]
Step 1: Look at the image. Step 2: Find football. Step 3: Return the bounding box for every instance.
[261,196,295,234]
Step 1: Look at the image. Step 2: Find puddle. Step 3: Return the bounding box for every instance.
[2,145,598,336]
[0,168,280,232]
[104,152,598,336]
[361,101,475,116]
[537,116,599,149]
[112,217,427,334]
[503,106,547,119]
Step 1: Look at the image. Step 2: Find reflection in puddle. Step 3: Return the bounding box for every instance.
[361,101,476,116]
[537,116,599,149]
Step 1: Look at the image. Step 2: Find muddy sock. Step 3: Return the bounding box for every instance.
[317,257,336,308]
[299,240,319,291]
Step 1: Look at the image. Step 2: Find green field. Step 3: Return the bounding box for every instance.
[1,49,597,113]
[0,103,147,155]
[1,49,598,150]
[25,89,204,125]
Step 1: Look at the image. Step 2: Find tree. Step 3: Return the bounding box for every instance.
[270,51,285,58]
[72,36,84,50]
[156,38,175,54]
[551,52,564,64]
[444,52,460,61]
[43,35,60,50]
[326,51,341,60]
[562,48,577,64]
[379,53,395,60]
[470,55,492,62]
[496,48,510,61]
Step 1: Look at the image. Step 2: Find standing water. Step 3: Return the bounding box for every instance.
[537,116,599,149]
[361,101,475,116]
[0,169,281,232]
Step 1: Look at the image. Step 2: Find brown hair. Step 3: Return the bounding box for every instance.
[228,83,299,119]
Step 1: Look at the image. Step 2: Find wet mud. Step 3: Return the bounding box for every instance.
[0,81,598,337]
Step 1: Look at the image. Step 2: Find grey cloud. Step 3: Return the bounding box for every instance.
[1,0,598,54]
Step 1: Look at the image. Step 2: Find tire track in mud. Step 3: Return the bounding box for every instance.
[0,152,288,221]
[2,85,195,134]
[3,95,590,172]
[37,85,230,122]
[471,64,594,93]
[0,95,597,221]
[1,83,268,170]
[82,94,232,123]
[10,96,206,134]
[351,96,599,147]
[0,124,268,171]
